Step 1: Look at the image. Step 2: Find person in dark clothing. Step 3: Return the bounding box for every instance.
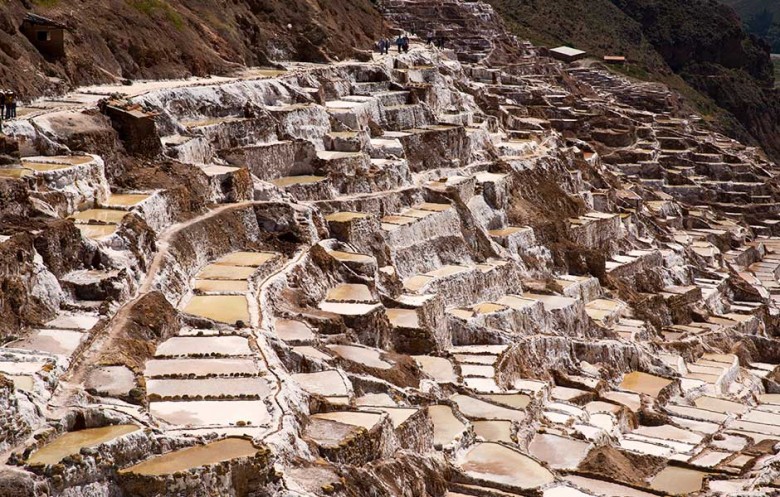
[396,36,404,53]
[0,91,5,121]
[5,92,15,119]
[402,35,410,53]
[383,38,391,54]
[426,32,434,45]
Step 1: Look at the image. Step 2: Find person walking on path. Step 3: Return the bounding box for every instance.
[0,90,5,122]
[402,35,410,53]
[396,35,404,54]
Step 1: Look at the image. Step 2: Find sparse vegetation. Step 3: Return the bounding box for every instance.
[128,0,184,30]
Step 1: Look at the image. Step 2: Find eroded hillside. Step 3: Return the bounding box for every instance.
[2,0,780,496]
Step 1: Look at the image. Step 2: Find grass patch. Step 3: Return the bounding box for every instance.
[128,0,184,30]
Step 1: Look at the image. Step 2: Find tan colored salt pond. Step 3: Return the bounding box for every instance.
[459,442,554,489]
[70,209,128,224]
[649,466,707,495]
[318,301,381,316]
[183,295,249,324]
[274,319,314,342]
[326,284,375,303]
[21,161,71,171]
[0,167,33,178]
[196,264,256,281]
[216,251,277,267]
[77,224,117,239]
[146,377,270,398]
[327,344,392,369]
[11,329,85,356]
[619,371,673,397]
[103,193,150,207]
[292,370,350,397]
[271,175,326,187]
[28,425,139,465]
[194,279,249,293]
[24,155,93,166]
[429,405,467,447]
[121,438,258,476]
[473,421,513,443]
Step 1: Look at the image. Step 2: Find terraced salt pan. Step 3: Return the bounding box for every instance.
[563,475,657,497]
[10,329,85,356]
[103,193,150,207]
[146,358,257,377]
[649,466,707,495]
[150,400,269,426]
[413,355,456,382]
[293,346,332,361]
[619,371,673,397]
[459,442,554,489]
[196,264,256,280]
[271,175,326,187]
[46,313,99,330]
[155,336,252,356]
[386,308,420,328]
[147,377,271,398]
[481,393,531,409]
[326,344,392,369]
[70,209,128,224]
[274,319,315,342]
[529,433,591,470]
[450,394,525,422]
[361,407,417,428]
[194,280,249,293]
[473,421,513,443]
[77,224,117,239]
[292,370,350,397]
[311,411,383,430]
[28,425,139,465]
[182,295,249,324]
[325,284,375,303]
[460,364,494,377]
[318,301,381,316]
[121,438,259,476]
[429,405,467,447]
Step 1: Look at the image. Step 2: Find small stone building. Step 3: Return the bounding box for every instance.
[20,14,65,59]
[549,46,587,63]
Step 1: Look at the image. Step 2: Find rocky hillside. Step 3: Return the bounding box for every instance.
[487,0,780,162]
[723,0,780,52]
[0,0,386,98]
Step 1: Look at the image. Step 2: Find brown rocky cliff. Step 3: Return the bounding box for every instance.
[0,0,386,98]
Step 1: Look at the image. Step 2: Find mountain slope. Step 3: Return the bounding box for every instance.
[0,0,385,98]
[487,0,780,162]
[722,0,780,52]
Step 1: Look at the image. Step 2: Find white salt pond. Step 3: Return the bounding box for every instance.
[292,370,350,397]
[155,336,252,356]
[413,355,456,382]
[450,394,525,422]
[150,400,269,426]
[274,319,314,342]
[28,425,139,465]
[145,358,257,377]
[120,438,259,476]
[10,329,85,356]
[528,432,591,470]
[563,475,657,497]
[473,420,513,443]
[429,405,467,447]
[146,377,270,398]
[459,442,554,489]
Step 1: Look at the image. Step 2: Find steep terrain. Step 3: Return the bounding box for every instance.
[0,0,386,97]
[723,0,780,52]
[487,0,780,163]
[4,0,780,496]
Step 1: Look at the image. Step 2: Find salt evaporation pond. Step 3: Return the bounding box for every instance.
[121,438,259,476]
[28,425,139,465]
[459,442,554,489]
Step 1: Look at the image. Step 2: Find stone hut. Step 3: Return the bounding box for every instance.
[20,14,65,59]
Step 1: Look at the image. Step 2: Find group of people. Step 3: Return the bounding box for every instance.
[0,90,17,120]
[376,35,410,55]
[376,32,447,55]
